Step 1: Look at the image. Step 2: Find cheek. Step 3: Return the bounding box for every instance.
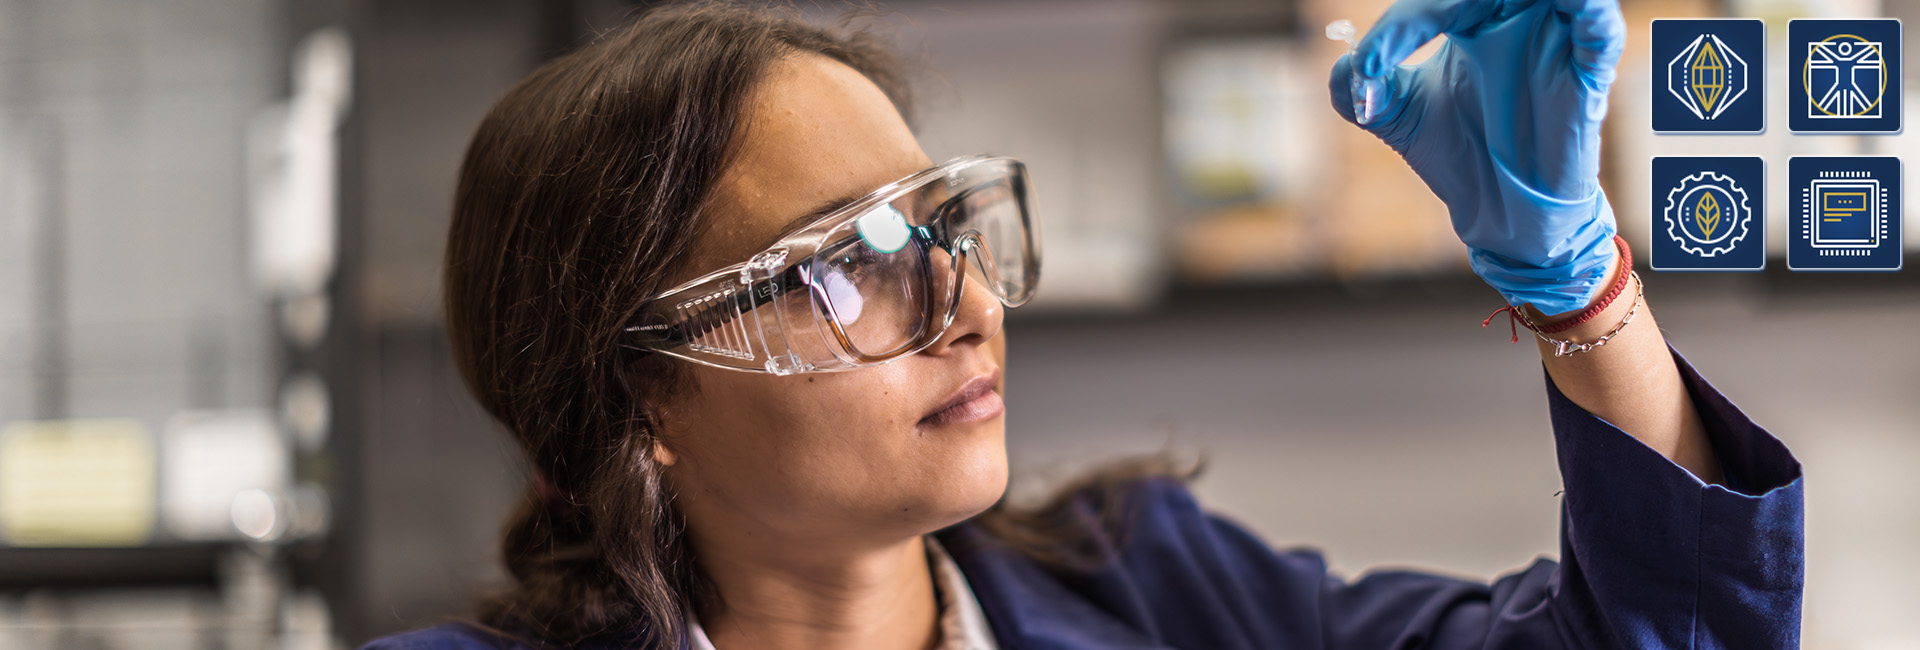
[791,366,1008,520]
[670,366,1006,531]
[672,371,913,496]
[756,373,925,492]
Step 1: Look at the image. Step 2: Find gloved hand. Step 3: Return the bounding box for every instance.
[1329,0,1624,315]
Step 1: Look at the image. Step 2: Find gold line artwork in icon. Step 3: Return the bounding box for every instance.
[1667,33,1750,121]
[1805,34,1886,118]
[1694,189,1721,238]
[1690,38,1727,114]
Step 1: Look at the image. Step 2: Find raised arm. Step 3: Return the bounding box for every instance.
[1521,247,1725,482]
[1316,0,1801,644]
[1328,0,1722,481]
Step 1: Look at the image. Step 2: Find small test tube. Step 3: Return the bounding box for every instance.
[1326,19,1388,125]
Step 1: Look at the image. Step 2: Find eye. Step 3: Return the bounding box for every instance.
[832,238,902,278]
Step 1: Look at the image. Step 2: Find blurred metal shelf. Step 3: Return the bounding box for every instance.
[0,546,223,590]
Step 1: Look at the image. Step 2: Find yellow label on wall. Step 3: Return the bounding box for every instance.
[0,419,156,546]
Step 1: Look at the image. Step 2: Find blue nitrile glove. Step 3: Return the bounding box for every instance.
[1329,0,1623,315]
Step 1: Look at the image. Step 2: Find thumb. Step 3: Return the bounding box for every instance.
[1329,53,1362,125]
[1330,53,1417,138]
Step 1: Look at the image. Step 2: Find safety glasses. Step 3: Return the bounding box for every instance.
[622,155,1040,375]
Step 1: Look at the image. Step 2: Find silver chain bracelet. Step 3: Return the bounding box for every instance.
[1514,271,1643,357]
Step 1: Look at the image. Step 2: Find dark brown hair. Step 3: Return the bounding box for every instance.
[444,3,1188,648]
[445,3,911,646]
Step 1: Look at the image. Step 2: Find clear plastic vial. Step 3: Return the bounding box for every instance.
[1326,19,1388,125]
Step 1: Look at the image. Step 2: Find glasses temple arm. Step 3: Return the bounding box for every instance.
[621,264,810,351]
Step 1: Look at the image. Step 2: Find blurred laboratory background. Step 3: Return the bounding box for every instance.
[0,0,1915,648]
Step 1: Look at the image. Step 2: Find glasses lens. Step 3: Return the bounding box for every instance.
[946,165,1036,305]
[810,222,933,359]
[794,158,1036,365]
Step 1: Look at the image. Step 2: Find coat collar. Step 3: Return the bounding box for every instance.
[934,525,1173,650]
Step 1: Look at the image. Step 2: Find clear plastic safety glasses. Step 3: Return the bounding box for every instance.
[623,155,1040,375]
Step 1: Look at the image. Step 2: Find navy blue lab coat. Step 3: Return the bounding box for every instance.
[364,343,1805,649]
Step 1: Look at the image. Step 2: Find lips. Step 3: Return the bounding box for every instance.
[920,368,1004,427]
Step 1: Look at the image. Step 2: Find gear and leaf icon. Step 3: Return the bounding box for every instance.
[1664,171,1752,257]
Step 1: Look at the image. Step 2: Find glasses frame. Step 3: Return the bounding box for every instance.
[621,155,1039,375]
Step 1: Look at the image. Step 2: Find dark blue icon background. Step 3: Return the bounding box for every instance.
[1789,19,1903,133]
[1788,156,1903,271]
[1652,20,1765,133]
[1651,157,1765,271]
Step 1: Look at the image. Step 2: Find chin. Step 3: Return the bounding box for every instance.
[899,434,1009,530]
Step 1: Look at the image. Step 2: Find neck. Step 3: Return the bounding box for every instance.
[695,532,939,650]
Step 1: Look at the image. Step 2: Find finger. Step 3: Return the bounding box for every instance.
[1352,0,1504,78]
[1330,53,1420,136]
[1554,0,1626,81]
[1328,53,1360,124]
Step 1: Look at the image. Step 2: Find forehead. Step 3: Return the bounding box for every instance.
[694,53,931,273]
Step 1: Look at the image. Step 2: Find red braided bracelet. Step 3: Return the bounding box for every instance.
[1481,235,1633,343]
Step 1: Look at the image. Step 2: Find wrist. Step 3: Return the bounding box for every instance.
[1464,192,1619,315]
[1524,260,1635,347]
[1480,236,1639,355]
[1525,262,1642,358]
[1527,241,1623,324]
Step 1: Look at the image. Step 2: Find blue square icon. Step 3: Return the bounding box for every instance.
[1651,157,1765,271]
[1652,19,1764,133]
[1789,19,1903,134]
[1788,156,1903,271]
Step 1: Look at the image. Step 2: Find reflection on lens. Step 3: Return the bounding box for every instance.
[819,268,863,323]
[856,204,912,253]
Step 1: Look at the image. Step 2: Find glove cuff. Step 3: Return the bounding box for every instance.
[1468,197,1621,315]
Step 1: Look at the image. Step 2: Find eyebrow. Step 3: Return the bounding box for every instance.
[765,192,867,248]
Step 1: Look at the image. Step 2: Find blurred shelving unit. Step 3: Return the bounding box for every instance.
[0,0,351,647]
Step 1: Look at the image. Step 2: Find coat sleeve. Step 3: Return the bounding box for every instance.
[1533,341,1803,648]
[1105,342,1803,650]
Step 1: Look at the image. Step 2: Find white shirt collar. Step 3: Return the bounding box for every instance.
[685,535,999,650]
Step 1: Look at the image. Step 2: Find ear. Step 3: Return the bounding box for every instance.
[617,355,685,470]
[644,399,681,468]
[652,436,679,467]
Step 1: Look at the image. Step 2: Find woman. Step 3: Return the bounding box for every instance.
[369,1,1803,648]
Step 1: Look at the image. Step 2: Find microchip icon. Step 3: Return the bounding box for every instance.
[1808,175,1883,250]
[1786,156,1900,270]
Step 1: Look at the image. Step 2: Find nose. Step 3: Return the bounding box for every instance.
[918,244,1003,358]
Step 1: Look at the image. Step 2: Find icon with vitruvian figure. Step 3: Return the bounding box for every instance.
[1653,19,1762,133]
[1790,19,1903,134]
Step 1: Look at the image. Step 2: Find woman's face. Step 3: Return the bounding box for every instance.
[655,53,1010,548]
